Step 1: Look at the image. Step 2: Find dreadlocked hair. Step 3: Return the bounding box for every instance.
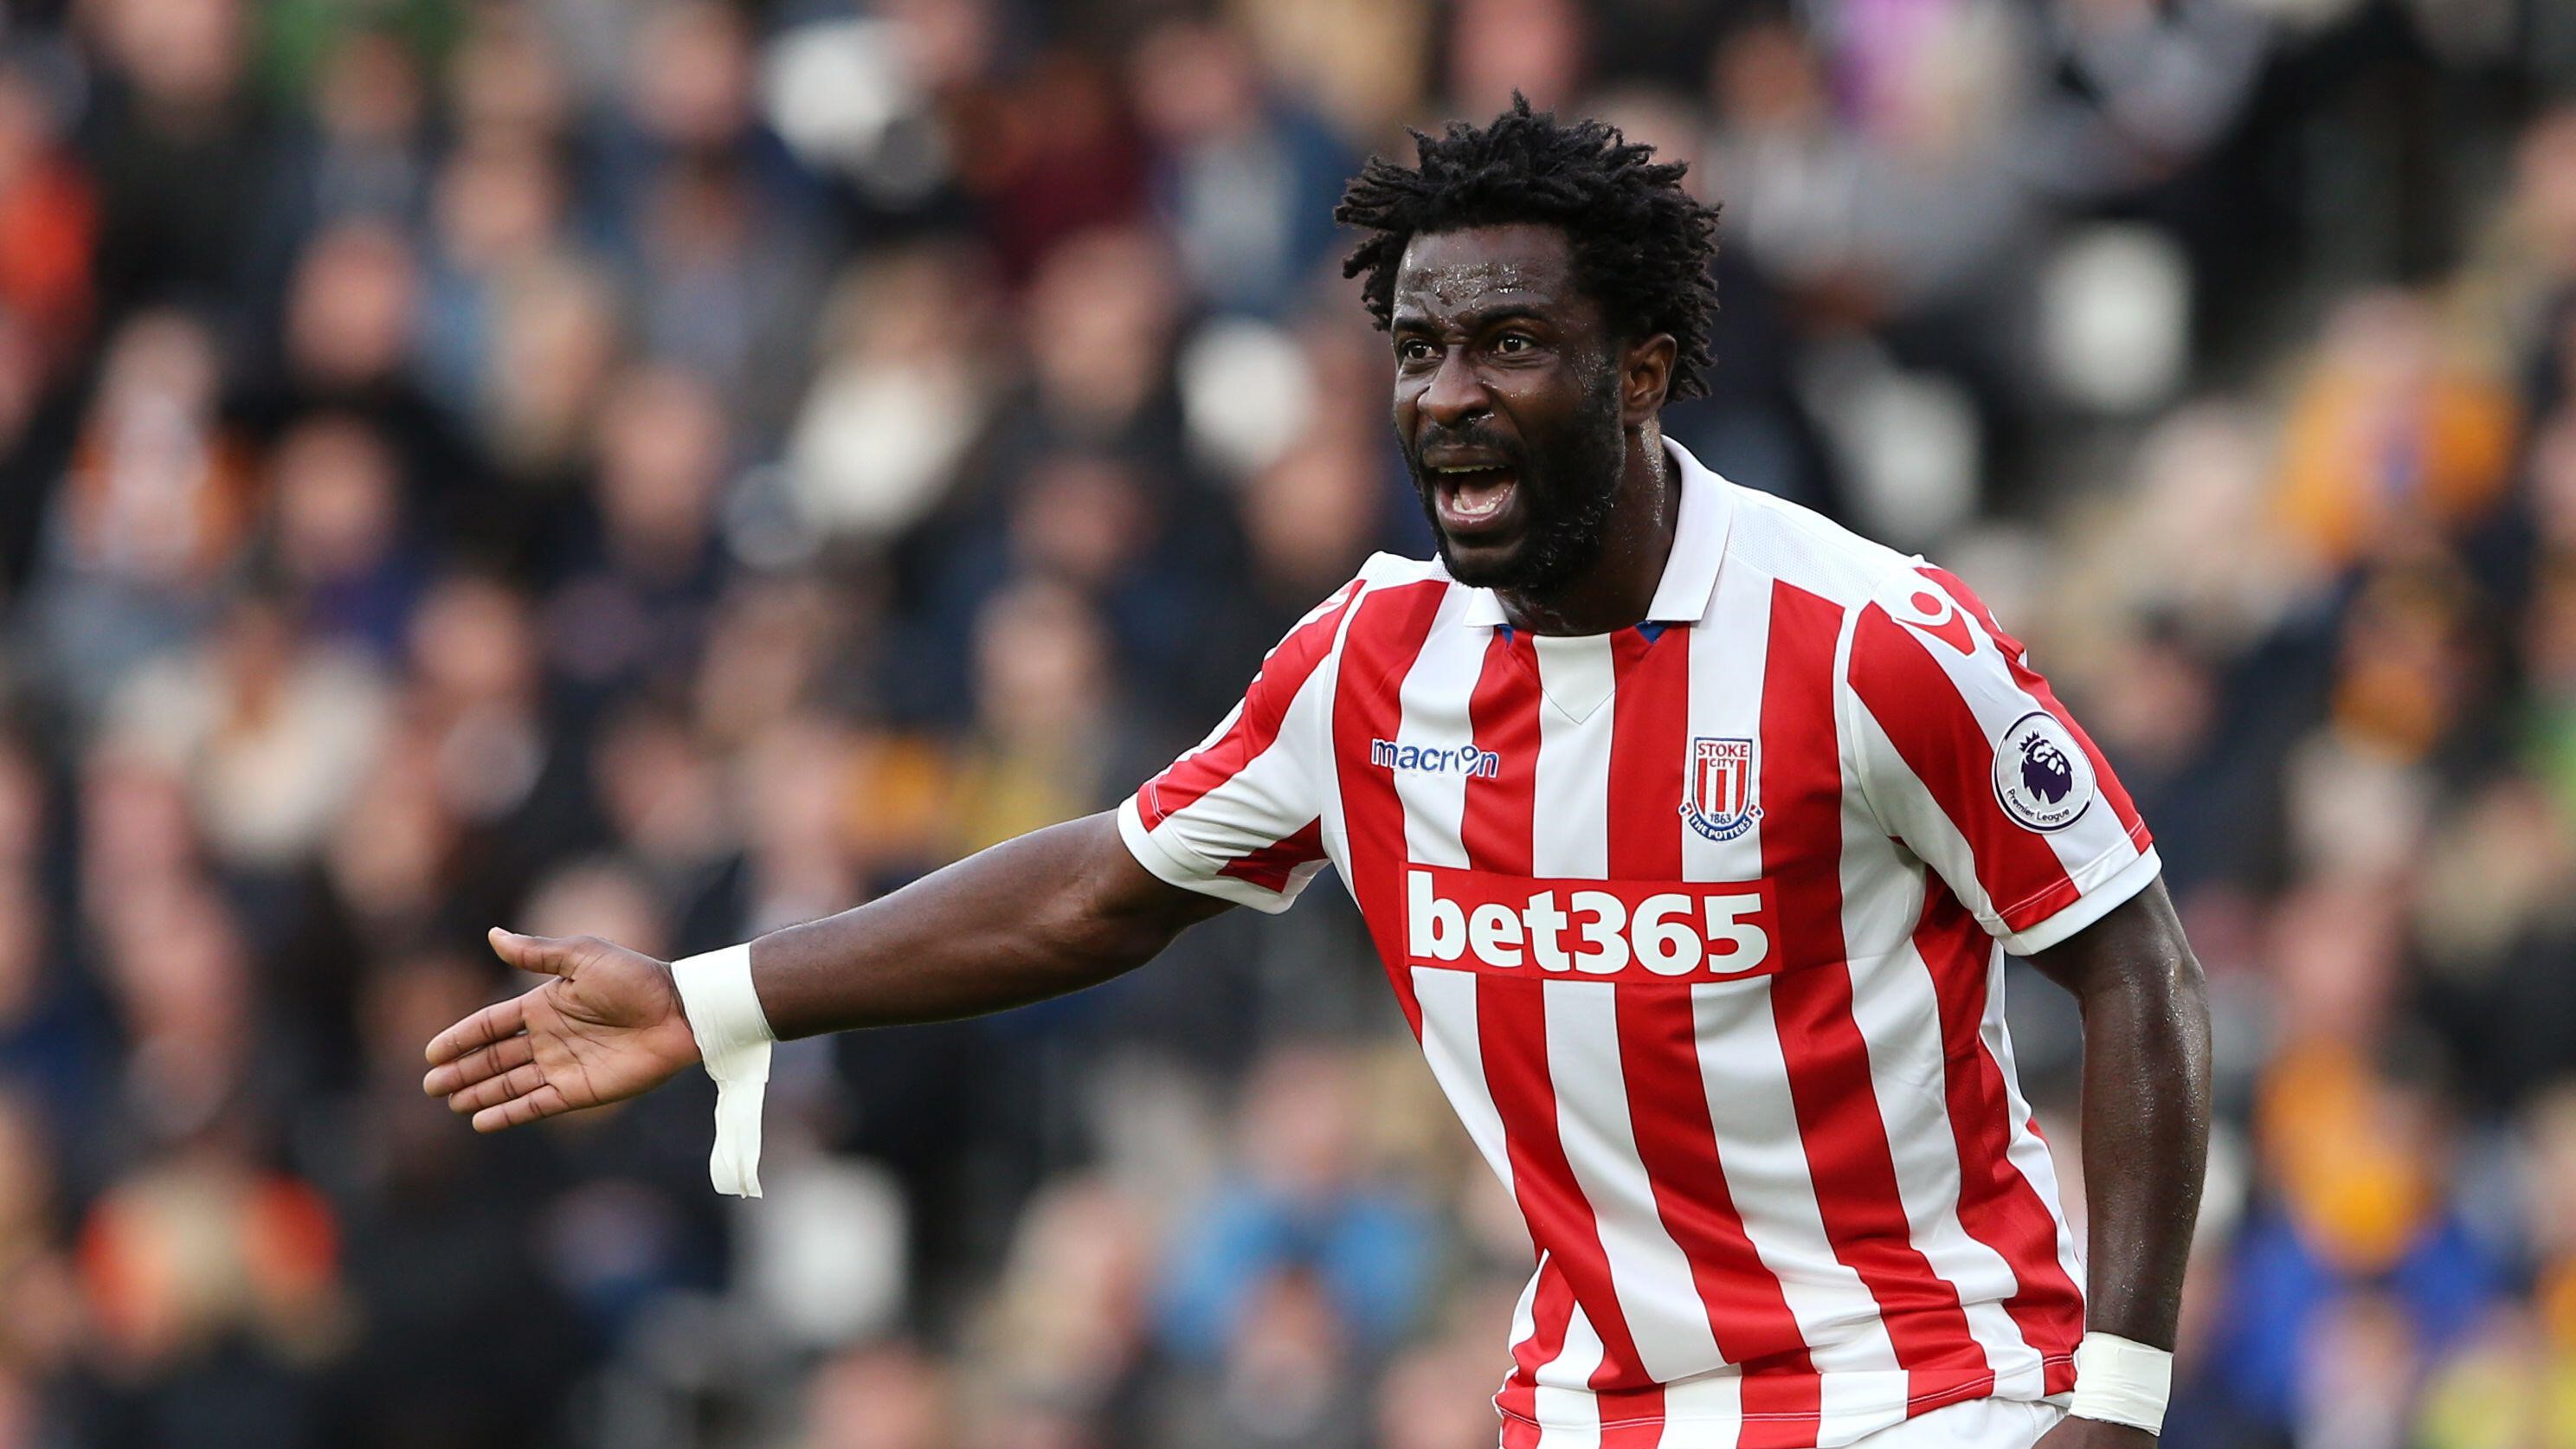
[1335,94,1723,401]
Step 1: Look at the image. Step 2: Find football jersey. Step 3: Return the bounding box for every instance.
[1117,439,2158,1449]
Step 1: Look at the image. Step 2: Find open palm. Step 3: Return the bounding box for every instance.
[422,928,702,1132]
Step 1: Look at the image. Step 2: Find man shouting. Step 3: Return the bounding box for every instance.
[426,100,2208,1449]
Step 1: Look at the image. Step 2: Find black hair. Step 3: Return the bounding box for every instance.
[1335,94,1723,401]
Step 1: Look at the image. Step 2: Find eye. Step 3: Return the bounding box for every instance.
[1397,338,1437,365]
[1494,332,1536,354]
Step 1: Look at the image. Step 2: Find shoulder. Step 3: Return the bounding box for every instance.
[1717,483,1938,617]
[1334,551,1459,628]
[1258,552,1451,671]
[1352,551,1453,591]
[1709,486,2027,705]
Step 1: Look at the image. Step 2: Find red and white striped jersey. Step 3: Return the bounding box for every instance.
[1118,440,2158,1449]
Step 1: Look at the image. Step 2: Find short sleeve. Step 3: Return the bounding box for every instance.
[1843,564,2159,955]
[1117,581,1357,914]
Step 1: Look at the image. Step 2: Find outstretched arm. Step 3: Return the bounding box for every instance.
[2028,878,2212,1447]
[424,810,1229,1131]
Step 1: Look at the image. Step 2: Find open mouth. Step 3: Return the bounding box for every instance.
[1428,463,1519,536]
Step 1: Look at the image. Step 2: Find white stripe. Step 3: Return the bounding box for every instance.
[1530,635,1736,1389]
[1536,1303,1609,1444]
[1533,632,1620,728]
[1416,965,1513,1194]
[1660,1367,1745,1444]
[1530,636,1614,878]
[1312,576,1376,879]
[1510,1259,1546,1352]
[1684,576,1898,1381]
[1400,605,1580,1423]
[1981,949,2089,1304]
[1546,978,1726,1384]
[1685,981,1899,1394]
[1836,864,2043,1394]
[1147,678,1322,860]
[1395,593,1489,871]
[1523,634,1700,1398]
[1841,704,2001,926]
[1391,601,1564,1408]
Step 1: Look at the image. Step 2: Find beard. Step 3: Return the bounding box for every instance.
[1406,369,1629,595]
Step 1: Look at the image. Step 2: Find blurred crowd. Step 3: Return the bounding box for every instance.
[0,0,2571,1446]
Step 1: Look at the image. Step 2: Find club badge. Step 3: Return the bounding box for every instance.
[1683,737,1760,842]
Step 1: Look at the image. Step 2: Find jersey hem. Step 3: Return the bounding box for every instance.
[1495,1359,2074,1433]
[1996,835,2161,956]
[1113,795,1298,914]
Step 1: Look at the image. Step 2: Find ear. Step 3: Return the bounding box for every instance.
[1620,332,1678,426]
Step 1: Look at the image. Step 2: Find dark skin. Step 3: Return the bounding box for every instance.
[1391,223,1680,633]
[425,222,2207,1446]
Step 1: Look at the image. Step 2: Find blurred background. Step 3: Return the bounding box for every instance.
[0,0,2569,1446]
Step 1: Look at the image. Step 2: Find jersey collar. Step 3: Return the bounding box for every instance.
[1456,435,1736,629]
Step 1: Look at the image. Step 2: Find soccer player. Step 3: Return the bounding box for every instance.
[425,101,2208,1449]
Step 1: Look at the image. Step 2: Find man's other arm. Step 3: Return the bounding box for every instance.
[423,811,1228,1130]
[754,810,1233,1037]
[2028,877,2212,1447]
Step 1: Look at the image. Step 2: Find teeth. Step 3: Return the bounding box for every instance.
[1444,471,1513,521]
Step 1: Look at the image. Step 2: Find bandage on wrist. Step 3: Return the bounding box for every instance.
[2070,1331,2174,1434]
[668,943,774,1197]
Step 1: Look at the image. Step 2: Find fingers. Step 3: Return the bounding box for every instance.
[423,993,526,1067]
[487,926,576,978]
[472,1082,572,1134]
[422,1032,535,1098]
[444,1060,551,1117]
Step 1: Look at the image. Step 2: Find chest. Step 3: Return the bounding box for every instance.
[1330,619,1860,983]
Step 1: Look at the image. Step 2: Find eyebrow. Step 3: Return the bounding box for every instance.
[1388,304,1553,335]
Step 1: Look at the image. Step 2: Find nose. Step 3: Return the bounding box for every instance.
[1415,347,1488,430]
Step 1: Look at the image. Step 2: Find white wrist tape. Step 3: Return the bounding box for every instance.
[668,943,774,1198]
[2070,1331,2173,1434]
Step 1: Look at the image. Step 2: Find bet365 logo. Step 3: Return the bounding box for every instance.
[1405,868,1779,980]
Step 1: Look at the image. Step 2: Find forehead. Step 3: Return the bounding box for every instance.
[1390,223,1584,320]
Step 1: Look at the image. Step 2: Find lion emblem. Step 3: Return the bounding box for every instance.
[2019,734,2075,805]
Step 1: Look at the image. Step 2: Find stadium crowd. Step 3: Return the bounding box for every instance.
[0,0,2571,1445]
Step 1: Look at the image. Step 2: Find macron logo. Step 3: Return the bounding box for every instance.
[1371,738,1502,778]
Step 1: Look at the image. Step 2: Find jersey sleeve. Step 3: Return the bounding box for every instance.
[1115,581,1357,913]
[1842,564,2159,955]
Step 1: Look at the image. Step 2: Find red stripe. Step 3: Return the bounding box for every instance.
[1602,631,1686,881]
[1916,885,2086,1372]
[1500,1257,1580,1428]
[1463,631,1561,1432]
[1599,1410,1665,1448]
[1216,817,1324,892]
[1480,976,1663,1391]
[1459,634,1656,1407]
[1916,564,2147,841]
[1461,630,1541,873]
[1607,627,1820,1442]
[1142,583,1357,828]
[1330,579,1448,1036]
[1761,582,1993,1405]
[1846,602,2084,933]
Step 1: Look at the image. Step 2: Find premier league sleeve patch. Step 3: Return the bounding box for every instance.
[1992,710,2095,832]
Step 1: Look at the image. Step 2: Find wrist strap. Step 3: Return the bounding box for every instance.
[668,943,774,1197]
[2070,1331,2173,1434]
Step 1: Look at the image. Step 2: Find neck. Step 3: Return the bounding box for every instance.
[1497,428,1678,635]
